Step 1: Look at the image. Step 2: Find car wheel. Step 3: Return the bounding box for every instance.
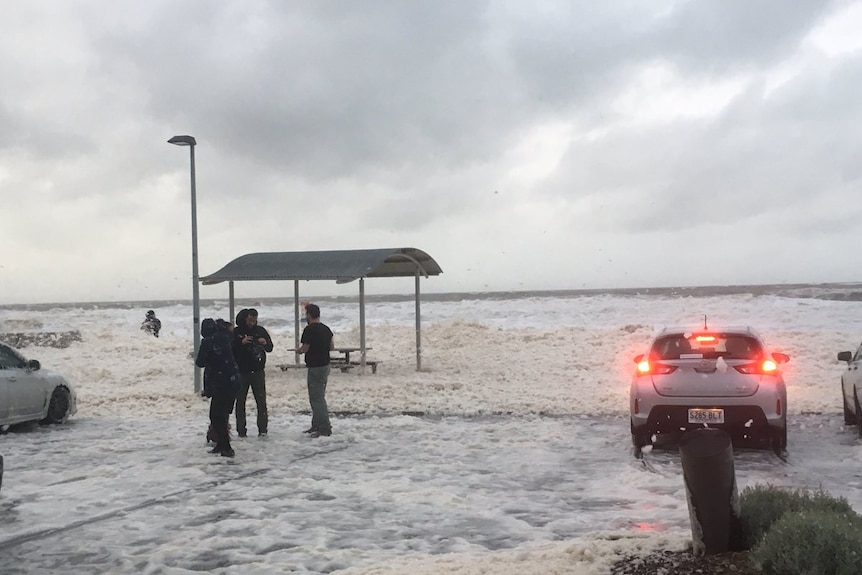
[844,393,856,426]
[631,421,651,449]
[41,387,72,425]
[770,427,787,452]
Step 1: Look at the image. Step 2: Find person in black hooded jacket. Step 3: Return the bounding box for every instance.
[232,308,274,437]
[196,318,240,457]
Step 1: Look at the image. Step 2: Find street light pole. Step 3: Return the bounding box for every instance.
[168,134,202,395]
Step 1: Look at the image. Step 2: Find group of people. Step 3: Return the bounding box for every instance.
[194,304,334,458]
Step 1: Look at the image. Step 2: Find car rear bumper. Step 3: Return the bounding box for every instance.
[631,404,785,435]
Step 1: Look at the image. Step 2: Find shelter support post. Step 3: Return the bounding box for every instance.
[229,282,235,327]
[359,278,366,372]
[415,270,422,371]
[294,280,301,365]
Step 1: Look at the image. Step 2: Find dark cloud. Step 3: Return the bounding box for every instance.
[0,0,858,302]
[89,1,838,187]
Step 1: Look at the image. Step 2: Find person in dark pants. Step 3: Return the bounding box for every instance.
[298,303,334,437]
[196,318,240,457]
[232,308,274,437]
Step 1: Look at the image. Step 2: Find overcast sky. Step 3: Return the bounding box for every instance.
[2,0,861,304]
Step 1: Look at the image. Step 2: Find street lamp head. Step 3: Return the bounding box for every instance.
[168,135,197,146]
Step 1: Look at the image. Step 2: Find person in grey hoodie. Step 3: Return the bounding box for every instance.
[196,318,240,457]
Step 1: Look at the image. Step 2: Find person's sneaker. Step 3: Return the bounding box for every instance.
[302,427,317,434]
[258,432,267,438]
[208,447,223,454]
[238,432,248,438]
[309,429,331,438]
[220,448,235,458]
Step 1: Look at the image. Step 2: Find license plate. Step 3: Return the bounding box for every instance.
[688,408,725,424]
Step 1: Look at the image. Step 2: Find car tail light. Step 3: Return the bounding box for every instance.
[637,360,678,375]
[695,335,717,343]
[734,360,779,375]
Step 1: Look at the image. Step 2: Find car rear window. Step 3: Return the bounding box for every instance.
[652,334,762,360]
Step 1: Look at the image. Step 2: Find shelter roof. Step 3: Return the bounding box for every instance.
[200,247,442,285]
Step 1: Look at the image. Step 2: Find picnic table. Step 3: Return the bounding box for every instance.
[332,347,380,374]
[278,347,380,374]
[331,347,371,364]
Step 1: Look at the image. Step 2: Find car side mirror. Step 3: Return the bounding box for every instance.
[633,354,644,363]
[838,351,853,362]
[27,359,40,371]
[772,352,790,364]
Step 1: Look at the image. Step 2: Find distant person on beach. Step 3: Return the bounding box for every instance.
[196,318,240,458]
[232,308,274,438]
[140,310,161,338]
[298,303,334,437]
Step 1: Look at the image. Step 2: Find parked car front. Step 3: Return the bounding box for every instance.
[0,342,77,427]
[630,326,789,452]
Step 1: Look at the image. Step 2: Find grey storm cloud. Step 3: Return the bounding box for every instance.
[1,0,859,303]
[606,53,862,234]
[122,3,834,167]
[89,1,836,182]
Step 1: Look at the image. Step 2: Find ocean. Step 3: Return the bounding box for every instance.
[1,280,861,418]
[5,282,862,312]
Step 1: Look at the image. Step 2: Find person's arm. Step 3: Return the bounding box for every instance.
[232,332,245,355]
[195,340,210,368]
[298,327,310,354]
[260,328,274,352]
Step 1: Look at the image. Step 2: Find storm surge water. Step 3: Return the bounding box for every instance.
[1,282,860,417]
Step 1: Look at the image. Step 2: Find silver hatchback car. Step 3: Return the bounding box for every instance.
[629,326,789,452]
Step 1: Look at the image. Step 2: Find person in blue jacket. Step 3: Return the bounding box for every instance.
[196,318,240,457]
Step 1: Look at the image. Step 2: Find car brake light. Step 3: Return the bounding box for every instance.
[734,360,779,375]
[695,335,716,343]
[637,360,677,375]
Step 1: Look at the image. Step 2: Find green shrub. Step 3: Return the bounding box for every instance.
[738,484,855,548]
[751,509,862,575]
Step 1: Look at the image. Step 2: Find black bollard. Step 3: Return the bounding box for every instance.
[679,428,742,555]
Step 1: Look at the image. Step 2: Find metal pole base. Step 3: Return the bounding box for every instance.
[679,428,743,555]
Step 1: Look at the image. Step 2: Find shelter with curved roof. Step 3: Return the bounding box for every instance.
[200,248,442,370]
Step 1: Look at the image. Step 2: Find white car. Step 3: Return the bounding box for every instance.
[0,342,77,427]
[837,346,862,434]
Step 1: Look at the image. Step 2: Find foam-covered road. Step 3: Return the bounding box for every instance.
[0,413,859,574]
